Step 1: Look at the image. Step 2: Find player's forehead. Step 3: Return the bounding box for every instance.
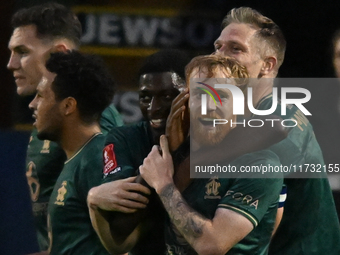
[139,72,179,92]
[189,67,235,91]
[8,24,43,49]
[37,72,56,92]
[216,23,257,46]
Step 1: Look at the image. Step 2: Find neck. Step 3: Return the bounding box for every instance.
[60,121,101,159]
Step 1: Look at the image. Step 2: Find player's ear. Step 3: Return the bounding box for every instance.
[52,43,69,53]
[260,56,277,76]
[62,97,77,116]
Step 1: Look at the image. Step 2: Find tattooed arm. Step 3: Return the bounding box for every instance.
[140,136,254,255]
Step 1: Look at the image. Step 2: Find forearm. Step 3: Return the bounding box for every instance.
[88,204,139,254]
[272,207,283,237]
[89,205,119,253]
[157,183,215,254]
[87,182,149,254]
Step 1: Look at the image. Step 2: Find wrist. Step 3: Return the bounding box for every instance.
[154,178,174,194]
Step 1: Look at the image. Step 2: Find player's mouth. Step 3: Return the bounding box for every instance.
[14,74,25,80]
[32,113,37,126]
[198,117,217,126]
[149,119,166,129]
[14,75,26,84]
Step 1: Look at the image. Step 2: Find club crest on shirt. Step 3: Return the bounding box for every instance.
[55,181,67,206]
[40,140,50,153]
[204,177,221,199]
[26,161,40,202]
[103,144,121,177]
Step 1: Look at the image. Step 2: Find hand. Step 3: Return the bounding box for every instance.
[166,88,190,152]
[140,135,174,193]
[87,176,151,213]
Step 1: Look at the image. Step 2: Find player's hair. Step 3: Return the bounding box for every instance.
[11,2,82,48]
[46,51,116,123]
[185,54,249,91]
[222,7,286,69]
[138,49,191,80]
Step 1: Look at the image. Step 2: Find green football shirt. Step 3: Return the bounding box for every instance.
[48,133,109,255]
[164,150,283,255]
[256,94,340,255]
[103,121,166,255]
[26,104,123,251]
[104,124,282,254]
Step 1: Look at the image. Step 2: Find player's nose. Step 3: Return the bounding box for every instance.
[29,95,38,111]
[206,95,217,111]
[147,97,162,115]
[7,53,20,71]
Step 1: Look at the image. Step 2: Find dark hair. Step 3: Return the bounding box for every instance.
[222,7,286,69]
[138,49,191,79]
[11,2,82,48]
[46,51,116,123]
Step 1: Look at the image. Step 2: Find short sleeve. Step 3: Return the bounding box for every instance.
[101,123,152,184]
[101,141,136,183]
[218,151,283,227]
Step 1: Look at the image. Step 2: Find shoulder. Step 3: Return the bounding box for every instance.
[106,121,150,145]
[233,150,280,166]
[100,103,124,132]
[230,150,282,179]
[78,134,106,169]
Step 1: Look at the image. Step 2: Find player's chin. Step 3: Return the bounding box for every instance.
[16,85,35,97]
[36,128,53,141]
[151,127,166,144]
[36,130,47,140]
[16,86,27,96]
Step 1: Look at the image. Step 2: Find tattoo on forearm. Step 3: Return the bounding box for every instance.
[159,183,204,242]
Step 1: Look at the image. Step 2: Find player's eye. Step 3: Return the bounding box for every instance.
[16,48,29,55]
[219,93,229,100]
[214,43,221,51]
[232,46,241,52]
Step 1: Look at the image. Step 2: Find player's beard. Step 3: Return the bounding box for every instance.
[37,126,62,142]
[36,111,63,142]
[191,112,230,147]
